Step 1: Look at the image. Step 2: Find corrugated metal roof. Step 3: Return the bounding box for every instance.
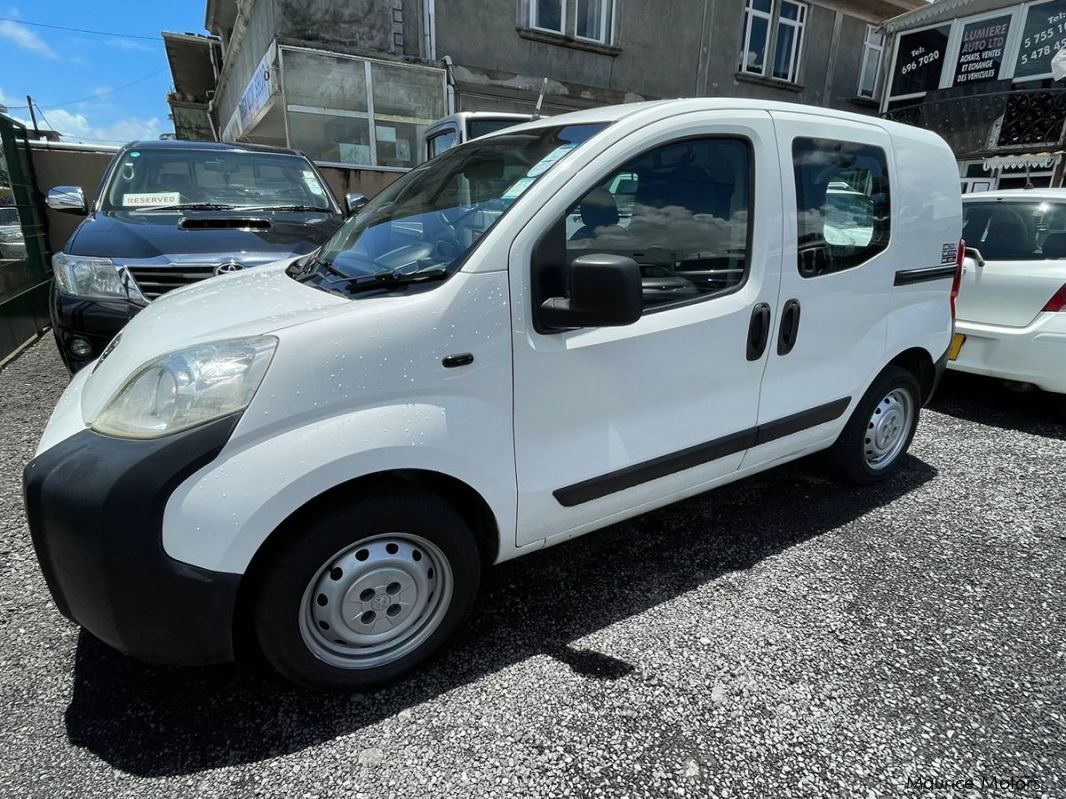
[883,0,1019,32]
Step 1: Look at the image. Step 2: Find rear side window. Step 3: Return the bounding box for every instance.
[562,137,754,311]
[793,138,890,277]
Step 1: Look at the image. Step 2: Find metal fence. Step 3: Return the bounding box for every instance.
[883,87,1066,161]
[0,112,51,365]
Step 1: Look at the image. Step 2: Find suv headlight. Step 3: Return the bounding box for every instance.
[52,252,145,301]
[91,337,277,439]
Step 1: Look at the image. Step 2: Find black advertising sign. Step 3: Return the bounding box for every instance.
[1015,0,1066,79]
[954,15,1012,84]
[890,26,951,96]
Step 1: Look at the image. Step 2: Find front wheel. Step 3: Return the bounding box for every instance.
[825,366,921,485]
[252,485,481,690]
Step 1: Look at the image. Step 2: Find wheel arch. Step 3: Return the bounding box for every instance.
[887,346,937,403]
[232,469,500,660]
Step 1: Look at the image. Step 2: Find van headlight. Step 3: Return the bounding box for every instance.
[53,252,145,301]
[91,337,277,439]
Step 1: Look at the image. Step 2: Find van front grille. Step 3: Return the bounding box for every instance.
[126,265,218,300]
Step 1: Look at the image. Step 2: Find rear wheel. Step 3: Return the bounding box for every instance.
[252,485,481,690]
[826,366,921,484]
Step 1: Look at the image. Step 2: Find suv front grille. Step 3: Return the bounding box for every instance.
[126,265,218,300]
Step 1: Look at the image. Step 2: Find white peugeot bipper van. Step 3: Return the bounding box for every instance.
[25,100,963,689]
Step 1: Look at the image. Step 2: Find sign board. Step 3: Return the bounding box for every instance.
[1014,0,1066,79]
[890,26,951,96]
[238,43,278,134]
[954,15,1012,84]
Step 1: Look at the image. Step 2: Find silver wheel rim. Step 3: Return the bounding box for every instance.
[864,387,914,470]
[298,533,453,670]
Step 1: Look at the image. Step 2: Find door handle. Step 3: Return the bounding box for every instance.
[777,299,801,356]
[746,303,771,361]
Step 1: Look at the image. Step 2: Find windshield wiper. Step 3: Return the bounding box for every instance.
[340,265,450,293]
[234,204,333,213]
[144,203,238,211]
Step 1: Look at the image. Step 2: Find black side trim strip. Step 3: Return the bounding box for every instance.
[552,397,852,507]
[894,265,957,286]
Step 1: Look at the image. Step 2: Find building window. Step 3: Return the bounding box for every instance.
[280,48,445,169]
[530,0,565,33]
[858,25,884,99]
[576,0,614,44]
[740,0,807,83]
[740,0,773,75]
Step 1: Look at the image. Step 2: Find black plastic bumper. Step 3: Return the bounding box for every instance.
[929,341,951,404]
[50,286,143,372]
[23,415,242,665]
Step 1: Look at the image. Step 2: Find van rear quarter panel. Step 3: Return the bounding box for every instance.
[884,127,961,365]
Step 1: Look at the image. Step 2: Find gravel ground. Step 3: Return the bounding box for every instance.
[0,337,1064,799]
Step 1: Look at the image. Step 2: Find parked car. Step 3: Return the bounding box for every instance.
[423,111,535,161]
[46,140,352,372]
[24,99,962,689]
[0,205,25,260]
[949,189,1066,395]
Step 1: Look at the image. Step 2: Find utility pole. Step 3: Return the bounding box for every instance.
[26,95,40,136]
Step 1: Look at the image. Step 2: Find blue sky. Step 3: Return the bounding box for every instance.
[0,2,205,143]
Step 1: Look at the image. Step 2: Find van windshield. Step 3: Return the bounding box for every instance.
[101,148,334,212]
[296,123,607,294]
[963,200,1066,261]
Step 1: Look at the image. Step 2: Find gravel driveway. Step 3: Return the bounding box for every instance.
[1,338,1064,798]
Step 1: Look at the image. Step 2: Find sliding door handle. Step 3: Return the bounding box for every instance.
[746,303,771,361]
[777,299,801,356]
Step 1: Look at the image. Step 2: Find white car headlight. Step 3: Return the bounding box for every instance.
[92,337,278,439]
[52,252,145,301]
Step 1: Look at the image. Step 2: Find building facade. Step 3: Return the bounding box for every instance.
[880,0,1066,191]
[180,0,920,186]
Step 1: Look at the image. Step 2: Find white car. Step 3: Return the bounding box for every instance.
[951,189,1066,394]
[24,99,962,689]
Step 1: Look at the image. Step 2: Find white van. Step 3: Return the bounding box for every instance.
[422,111,535,161]
[24,99,962,689]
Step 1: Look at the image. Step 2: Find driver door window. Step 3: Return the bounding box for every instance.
[562,137,753,311]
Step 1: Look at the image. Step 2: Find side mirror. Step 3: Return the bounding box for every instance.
[47,186,87,215]
[538,254,643,331]
[964,246,985,267]
[345,192,369,215]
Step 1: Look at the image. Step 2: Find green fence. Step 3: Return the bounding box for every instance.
[0,112,51,365]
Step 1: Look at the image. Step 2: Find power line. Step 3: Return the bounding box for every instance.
[30,68,169,110]
[0,17,161,41]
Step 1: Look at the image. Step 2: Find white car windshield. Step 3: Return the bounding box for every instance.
[296,123,607,294]
[102,148,333,211]
[963,200,1066,261]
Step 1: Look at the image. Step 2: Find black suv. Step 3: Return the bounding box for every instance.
[47,140,351,371]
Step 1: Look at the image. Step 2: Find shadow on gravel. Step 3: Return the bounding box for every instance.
[64,455,936,776]
[931,372,1065,439]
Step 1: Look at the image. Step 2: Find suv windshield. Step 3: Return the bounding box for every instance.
[963,200,1066,261]
[298,123,606,293]
[102,148,333,211]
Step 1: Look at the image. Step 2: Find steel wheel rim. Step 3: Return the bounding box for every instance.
[299,533,453,670]
[864,387,914,469]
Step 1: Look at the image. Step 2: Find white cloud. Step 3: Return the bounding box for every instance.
[0,90,163,144]
[0,20,58,59]
[105,38,157,54]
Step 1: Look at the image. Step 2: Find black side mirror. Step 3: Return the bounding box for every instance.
[538,254,643,331]
[964,246,985,267]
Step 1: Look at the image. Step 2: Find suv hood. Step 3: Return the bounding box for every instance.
[80,263,349,420]
[68,209,344,260]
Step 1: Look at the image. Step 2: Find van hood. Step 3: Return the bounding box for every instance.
[67,208,344,260]
[80,263,350,420]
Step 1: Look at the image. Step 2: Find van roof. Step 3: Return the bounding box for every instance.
[492,98,932,139]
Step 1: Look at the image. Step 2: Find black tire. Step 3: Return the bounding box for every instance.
[825,365,922,485]
[252,483,481,690]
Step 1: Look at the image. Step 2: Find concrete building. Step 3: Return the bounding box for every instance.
[186,0,921,187]
[880,0,1066,191]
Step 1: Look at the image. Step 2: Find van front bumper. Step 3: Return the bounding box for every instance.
[23,415,242,665]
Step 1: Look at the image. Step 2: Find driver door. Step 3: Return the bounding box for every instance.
[508,111,783,547]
